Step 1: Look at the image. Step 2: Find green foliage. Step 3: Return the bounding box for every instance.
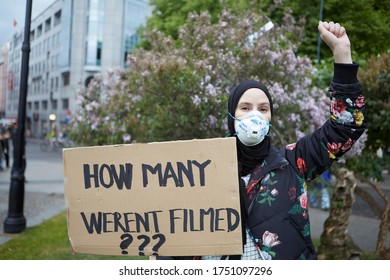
[358,53,390,149]
[342,152,386,181]
[147,0,225,39]
[70,9,329,147]
[312,58,333,89]
[264,0,390,60]
[146,0,277,40]
[146,0,390,61]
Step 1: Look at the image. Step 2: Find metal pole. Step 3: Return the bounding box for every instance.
[316,0,324,64]
[3,0,33,233]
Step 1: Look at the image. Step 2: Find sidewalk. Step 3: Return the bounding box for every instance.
[0,139,389,255]
[311,171,390,253]
[309,207,385,253]
[0,138,65,245]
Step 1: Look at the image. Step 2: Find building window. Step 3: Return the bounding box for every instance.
[122,0,152,66]
[27,102,32,111]
[42,100,48,110]
[96,41,102,66]
[85,0,104,66]
[62,72,70,86]
[34,101,39,110]
[37,24,42,37]
[123,34,139,64]
[45,17,51,32]
[52,99,57,110]
[54,10,61,26]
[62,98,69,110]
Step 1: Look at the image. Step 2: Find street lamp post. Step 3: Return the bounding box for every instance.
[3,0,33,233]
[49,113,56,138]
[49,114,56,122]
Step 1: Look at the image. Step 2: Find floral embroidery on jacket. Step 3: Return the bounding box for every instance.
[353,109,364,126]
[356,95,364,107]
[260,231,282,259]
[330,97,346,113]
[288,187,297,200]
[246,161,266,198]
[296,158,307,175]
[341,138,354,152]
[289,193,307,215]
[327,142,342,159]
[286,143,297,150]
[255,172,279,206]
[330,91,365,127]
[300,192,308,209]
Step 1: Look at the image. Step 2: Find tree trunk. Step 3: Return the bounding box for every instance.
[354,186,383,218]
[376,203,390,257]
[317,168,361,259]
[354,174,390,256]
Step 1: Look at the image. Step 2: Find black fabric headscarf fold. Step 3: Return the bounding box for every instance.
[228,80,274,176]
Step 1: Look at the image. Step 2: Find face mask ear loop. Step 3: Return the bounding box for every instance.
[229,112,238,121]
[265,121,272,137]
[228,113,239,136]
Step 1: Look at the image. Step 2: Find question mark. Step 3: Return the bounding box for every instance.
[119,234,133,255]
[152,234,166,256]
[137,235,150,256]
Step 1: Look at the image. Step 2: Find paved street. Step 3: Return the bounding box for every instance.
[0,138,389,255]
[0,138,64,244]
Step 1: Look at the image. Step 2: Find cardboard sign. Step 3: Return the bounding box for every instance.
[63,137,242,257]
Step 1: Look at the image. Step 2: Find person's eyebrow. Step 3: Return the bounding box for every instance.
[238,102,252,106]
[258,102,270,107]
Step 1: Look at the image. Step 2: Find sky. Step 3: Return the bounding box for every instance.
[0,0,55,45]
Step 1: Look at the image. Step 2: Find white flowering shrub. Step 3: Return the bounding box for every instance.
[69,9,344,149]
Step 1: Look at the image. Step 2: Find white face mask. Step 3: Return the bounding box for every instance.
[232,111,271,146]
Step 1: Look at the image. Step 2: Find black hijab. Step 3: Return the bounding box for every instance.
[228,80,274,176]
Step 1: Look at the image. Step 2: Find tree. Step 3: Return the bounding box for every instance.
[358,53,390,150]
[262,0,390,60]
[145,0,390,60]
[70,9,337,150]
[146,0,225,39]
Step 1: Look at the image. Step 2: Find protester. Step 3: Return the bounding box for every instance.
[309,170,331,210]
[158,21,366,260]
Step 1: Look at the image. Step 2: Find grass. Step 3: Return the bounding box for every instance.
[0,211,146,260]
[0,211,381,260]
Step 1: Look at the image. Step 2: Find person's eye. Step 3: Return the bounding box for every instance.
[259,107,268,113]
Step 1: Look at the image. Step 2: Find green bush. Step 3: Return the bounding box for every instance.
[69,9,328,148]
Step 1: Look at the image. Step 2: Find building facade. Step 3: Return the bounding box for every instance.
[0,42,10,119]
[5,0,152,138]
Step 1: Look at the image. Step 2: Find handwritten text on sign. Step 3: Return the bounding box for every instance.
[83,160,211,189]
[64,138,242,257]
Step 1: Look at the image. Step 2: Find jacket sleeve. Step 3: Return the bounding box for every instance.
[283,62,367,182]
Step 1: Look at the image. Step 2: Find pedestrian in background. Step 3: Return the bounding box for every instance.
[309,170,331,210]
